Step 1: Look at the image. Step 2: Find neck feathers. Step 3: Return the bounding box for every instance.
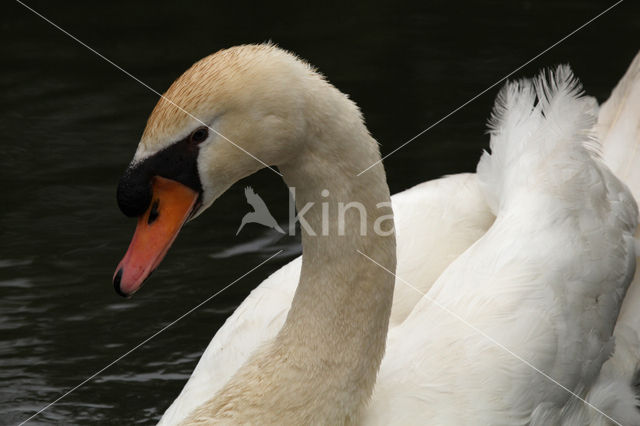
[182,81,396,424]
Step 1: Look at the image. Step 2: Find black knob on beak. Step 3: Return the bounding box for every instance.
[117,165,153,218]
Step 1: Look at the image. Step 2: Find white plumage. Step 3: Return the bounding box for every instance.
[156,51,640,425]
[365,66,637,425]
[160,172,494,424]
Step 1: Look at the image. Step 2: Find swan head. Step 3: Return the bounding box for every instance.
[113,44,321,296]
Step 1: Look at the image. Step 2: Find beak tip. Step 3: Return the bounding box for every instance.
[113,268,130,298]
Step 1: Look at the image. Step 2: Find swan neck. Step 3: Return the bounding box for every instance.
[196,83,396,424]
[274,99,396,421]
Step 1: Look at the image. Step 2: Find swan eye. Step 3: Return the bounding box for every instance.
[190,127,208,144]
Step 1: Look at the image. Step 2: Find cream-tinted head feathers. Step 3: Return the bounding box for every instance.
[137,44,317,156]
[133,44,351,211]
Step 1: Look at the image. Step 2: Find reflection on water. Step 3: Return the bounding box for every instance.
[2,0,639,424]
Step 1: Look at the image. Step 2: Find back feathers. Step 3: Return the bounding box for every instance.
[477,65,599,214]
[475,65,638,425]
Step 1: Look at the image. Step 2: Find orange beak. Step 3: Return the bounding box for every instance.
[113,176,199,297]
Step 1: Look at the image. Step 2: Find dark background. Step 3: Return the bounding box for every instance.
[1,0,638,424]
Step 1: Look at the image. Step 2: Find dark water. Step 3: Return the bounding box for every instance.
[1,0,638,424]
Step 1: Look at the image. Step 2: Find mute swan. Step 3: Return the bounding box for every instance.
[113,45,637,424]
[159,50,640,425]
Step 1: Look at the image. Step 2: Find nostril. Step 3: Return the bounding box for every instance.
[148,200,160,225]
